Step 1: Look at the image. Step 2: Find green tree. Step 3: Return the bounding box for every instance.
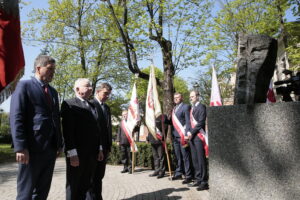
[102,0,212,114]
[193,67,234,106]
[0,111,11,143]
[129,66,189,111]
[23,0,132,102]
[203,0,290,69]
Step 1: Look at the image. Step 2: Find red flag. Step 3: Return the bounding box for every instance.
[266,79,276,103]
[0,1,25,103]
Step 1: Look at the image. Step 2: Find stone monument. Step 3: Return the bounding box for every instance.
[208,34,300,200]
[234,34,277,104]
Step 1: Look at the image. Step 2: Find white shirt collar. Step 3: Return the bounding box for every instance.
[95,97,104,105]
[76,95,86,102]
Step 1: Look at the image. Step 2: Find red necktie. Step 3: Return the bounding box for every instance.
[43,85,53,108]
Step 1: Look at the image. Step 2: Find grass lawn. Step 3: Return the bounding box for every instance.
[0,143,15,164]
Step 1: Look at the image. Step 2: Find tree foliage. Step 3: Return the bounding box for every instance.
[103,0,212,113]
[23,0,132,102]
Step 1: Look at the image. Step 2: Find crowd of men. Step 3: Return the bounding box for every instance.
[9,55,208,200]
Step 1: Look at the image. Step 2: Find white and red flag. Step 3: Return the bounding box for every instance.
[121,120,138,152]
[145,65,163,140]
[266,79,276,103]
[210,66,222,106]
[126,82,140,152]
[0,0,25,103]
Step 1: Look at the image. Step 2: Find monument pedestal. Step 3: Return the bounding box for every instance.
[208,102,300,200]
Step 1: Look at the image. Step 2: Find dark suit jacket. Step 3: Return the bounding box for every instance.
[171,103,191,138]
[10,77,62,153]
[190,102,206,139]
[61,97,101,156]
[116,124,130,145]
[91,99,112,153]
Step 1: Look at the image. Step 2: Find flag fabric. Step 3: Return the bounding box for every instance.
[209,66,222,106]
[121,120,138,152]
[127,82,140,134]
[145,65,163,140]
[266,79,276,103]
[0,0,25,104]
[125,82,140,152]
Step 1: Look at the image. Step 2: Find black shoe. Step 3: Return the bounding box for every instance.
[171,175,182,180]
[182,178,193,184]
[197,183,209,191]
[128,170,132,174]
[157,174,164,179]
[149,173,159,177]
[188,182,201,187]
[121,169,128,173]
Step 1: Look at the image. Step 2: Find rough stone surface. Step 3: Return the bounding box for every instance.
[234,34,277,104]
[207,102,300,200]
[0,157,209,200]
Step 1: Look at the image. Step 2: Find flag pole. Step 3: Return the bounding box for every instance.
[131,74,139,174]
[131,144,135,174]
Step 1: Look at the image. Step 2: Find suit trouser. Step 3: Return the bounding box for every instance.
[151,144,166,175]
[86,150,109,200]
[120,144,131,170]
[66,154,97,200]
[189,136,208,184]
[173,137,193,179]
[16,149,56,200]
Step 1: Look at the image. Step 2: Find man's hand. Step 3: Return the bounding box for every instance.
[97,151,104,161]
[16,149,29,164]
[70,155,80,167]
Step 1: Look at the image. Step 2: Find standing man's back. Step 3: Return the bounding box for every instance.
[10,55,63,200]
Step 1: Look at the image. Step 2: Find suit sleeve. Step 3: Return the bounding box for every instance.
[10,81,28,152]
[53,90,63,149]
[61,101,76,152]
[184,104,191,134]
[190,104,206,137]
[107,106,112,148]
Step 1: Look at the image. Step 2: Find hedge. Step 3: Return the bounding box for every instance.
[107,142,177,170]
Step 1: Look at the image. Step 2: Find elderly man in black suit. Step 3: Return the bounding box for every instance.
[61,78,104,200]
[187,90,209,190]
[87,82,112,200]
[170,93,193,184]
[10,55,63,200]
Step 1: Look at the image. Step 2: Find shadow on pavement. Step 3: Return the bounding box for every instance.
[121,187,190,200]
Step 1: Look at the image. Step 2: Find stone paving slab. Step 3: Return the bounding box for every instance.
[0,158,209,200]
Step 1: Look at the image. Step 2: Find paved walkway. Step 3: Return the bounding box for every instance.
[0,158,209,200]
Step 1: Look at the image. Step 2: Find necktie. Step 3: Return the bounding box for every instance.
[43,85,53,108]
[101,103,108,121]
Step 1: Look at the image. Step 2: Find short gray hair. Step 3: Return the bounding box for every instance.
[73,78,91,91]
[33,55,55,72]
[95,82,112,92]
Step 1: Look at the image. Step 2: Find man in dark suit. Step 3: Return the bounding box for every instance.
[170,93,193,184]
[10,55,63,200]
[87,82,112,200]
[61,78,104,200]
[187,90,209,190]
[116,110,132,174]
[147,114,168,179]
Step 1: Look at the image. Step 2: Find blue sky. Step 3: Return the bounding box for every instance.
[0,1,297,112]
